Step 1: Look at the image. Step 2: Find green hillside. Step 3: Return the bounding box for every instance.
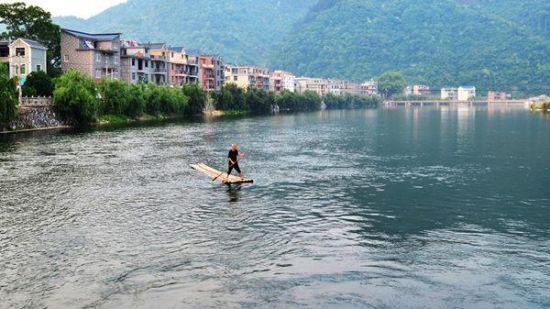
[272,0,549,94]
[54,0,316,65]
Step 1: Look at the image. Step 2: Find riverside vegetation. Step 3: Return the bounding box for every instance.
[0,68,381,130]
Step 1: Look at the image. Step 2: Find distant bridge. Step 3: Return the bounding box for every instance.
[384,99,527,107]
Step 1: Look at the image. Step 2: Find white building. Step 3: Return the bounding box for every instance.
[270,70,295,93]
[441,87,458,100]
[458,86,476,101]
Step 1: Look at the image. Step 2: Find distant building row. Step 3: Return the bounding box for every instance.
[60,29,224,92]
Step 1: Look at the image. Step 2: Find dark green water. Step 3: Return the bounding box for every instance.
[1,105,549,308]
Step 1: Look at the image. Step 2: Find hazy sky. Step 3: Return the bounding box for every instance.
[0,0,127,18]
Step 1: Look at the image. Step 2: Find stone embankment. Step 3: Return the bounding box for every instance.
[5,97,66,132]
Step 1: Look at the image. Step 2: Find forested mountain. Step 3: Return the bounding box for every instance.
[54,0,316,65]
[54,0,549,94]
[272,0,549,93]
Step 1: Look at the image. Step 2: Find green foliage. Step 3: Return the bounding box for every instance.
[275,90,321,112]
[126,84,147,118]
[144,84,189,116]
[0,2,61,76]
[182,83,207,115]
[53,69,99,125]
[246,88,275,115]
[214,83,246,111]
[377,72,407,99]
[22,71,53,97]
[54,0,316,66]
[0,65,18,130]
[272,0,550,95]
[323,93,381,109]
[98,79,130,115]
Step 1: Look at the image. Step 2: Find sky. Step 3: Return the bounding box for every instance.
[0,0,127,18]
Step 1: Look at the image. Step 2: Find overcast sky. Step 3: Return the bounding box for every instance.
[0,0,127,18]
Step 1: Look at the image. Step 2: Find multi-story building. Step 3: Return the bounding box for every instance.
[441,87,459,100]
[458,86,476,101]
[61,28,121,80]
[0,38,47,81]
[225,65,270,91]
[487,91,509,101]
[406,85,431,97]
[270,70,296,93]
[361,80,377,95]
[295,77,328,96]
[198,55,223,92]
[167,47,189,86]
[185,49,200,84]
[143,43,168,85]
[120,40,152,84]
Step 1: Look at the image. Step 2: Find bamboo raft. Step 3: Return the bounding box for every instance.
[190,163,254,185]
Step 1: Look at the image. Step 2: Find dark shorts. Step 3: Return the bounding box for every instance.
[228,162,241,175]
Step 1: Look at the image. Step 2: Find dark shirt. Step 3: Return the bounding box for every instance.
[228,149,238,162]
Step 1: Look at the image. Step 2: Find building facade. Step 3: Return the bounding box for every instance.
[145,43,169,85]
[270,70,296,93]
[441,87,459,100]
[61,29,121,80]
[295,77,328,96]
[120,40,152,84]
[487,91,509,101]
[406,85,431,97]
[458,86,476,101]
[0,38,47,80]
[198,55,224,92]
[225,65,270,91]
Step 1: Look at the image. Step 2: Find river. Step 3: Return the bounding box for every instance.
[1,105,549,308]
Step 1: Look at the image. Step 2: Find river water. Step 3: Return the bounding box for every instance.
[1,105,549,308]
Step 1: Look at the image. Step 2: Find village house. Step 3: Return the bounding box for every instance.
[441,87,458,100]
[270,70,296,93]
[487,91,510,101]
[295,77,328,96]
[198,55,224,92]
[61,29,121,80]
[143,43,169,85]
[458,86,476,101]
[361,80,377,95]
[0,38,47,80]
[225,65,270,91]
[120,40,152,84]
[167,47,188,86]
[406,85,431,97]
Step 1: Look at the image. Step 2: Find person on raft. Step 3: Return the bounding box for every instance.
[227,144,245,180]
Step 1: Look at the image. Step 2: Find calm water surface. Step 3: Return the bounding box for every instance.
[1,105,549,308]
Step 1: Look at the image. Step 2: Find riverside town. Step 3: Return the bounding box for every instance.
[2,26,548,132]
[1,2,550,308]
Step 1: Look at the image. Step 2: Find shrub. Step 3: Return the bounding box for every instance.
[98,79,130,115]
[126,84,146,118]
[214,83,246,111]
[53,69,99,125]
[182,83,207,115]
[246,88,274,115]
[0,65,19,130]
[22,70,53,97]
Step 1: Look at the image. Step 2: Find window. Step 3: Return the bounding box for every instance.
[64,54,69,62]
[20,64,26,75]
[145,61,148,68]
[0,46,8,57]
[233,76,238,81]
[132,58,135,66]
[36,64,41,71]
[96,54,101,62]
[132,73,136,80]
[15,48,25,56]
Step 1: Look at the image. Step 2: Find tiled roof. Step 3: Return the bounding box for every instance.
[62,28,121,41]
[139,42,166,49]
[20,38,47,49]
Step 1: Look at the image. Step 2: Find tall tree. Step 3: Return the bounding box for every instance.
[376,72,407,99]
[0,65,19,130]
[0,2,61,76]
